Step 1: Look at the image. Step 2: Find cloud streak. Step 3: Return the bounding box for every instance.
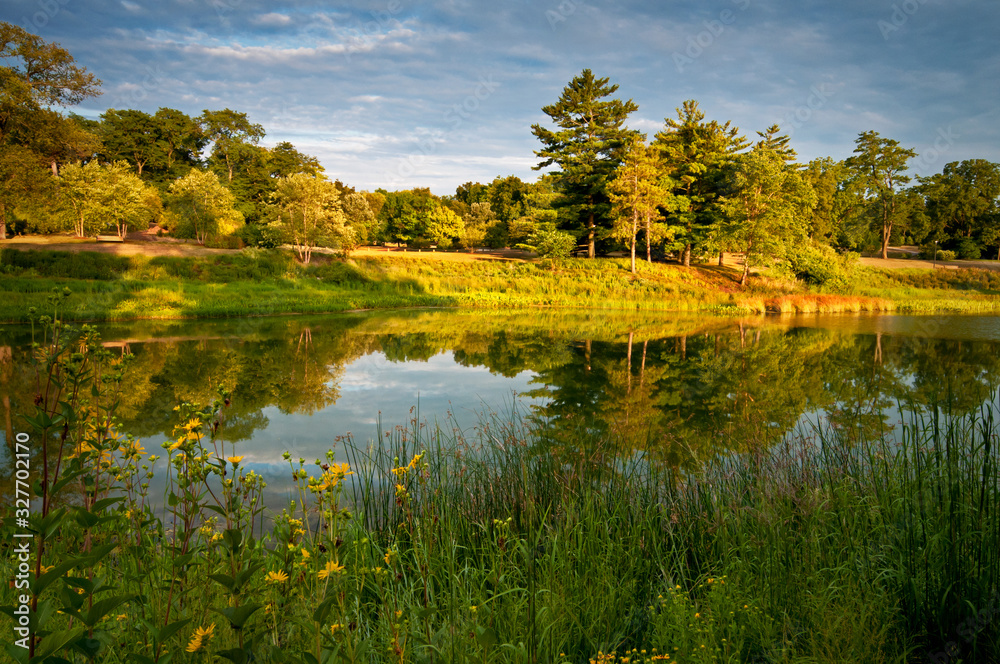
[3,0,997,193]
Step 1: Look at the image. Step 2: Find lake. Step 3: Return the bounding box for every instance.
[3,309,1000,509]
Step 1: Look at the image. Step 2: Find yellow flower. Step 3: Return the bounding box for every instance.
[391,466,408,479]
[168,438,186,452]
[265,570,289,584]
[185,623,215,653]
[395,484,408,498]
[116,613,128,621]
[384,548,396,566]
[395,609,403,619]
[300,547,311,559]
[331,623,342,634]
[470,605,477,613]
[318,560,345,580]
[227,455,244,465]
[183,417,202,432]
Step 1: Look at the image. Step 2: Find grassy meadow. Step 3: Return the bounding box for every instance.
[2,245,1000,323]
[1,315,998,663]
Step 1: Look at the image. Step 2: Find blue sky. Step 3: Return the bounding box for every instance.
[4,0,998,194]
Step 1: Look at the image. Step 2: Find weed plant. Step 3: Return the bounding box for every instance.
[1,310,999,663]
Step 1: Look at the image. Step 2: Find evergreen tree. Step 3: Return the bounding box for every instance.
[531,69,639,258]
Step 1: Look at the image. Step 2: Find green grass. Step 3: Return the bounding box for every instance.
[2,247,1000,322]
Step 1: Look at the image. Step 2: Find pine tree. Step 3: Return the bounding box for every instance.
[531,69,639,258]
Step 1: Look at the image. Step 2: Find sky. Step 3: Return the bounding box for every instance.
[4,0,998,195]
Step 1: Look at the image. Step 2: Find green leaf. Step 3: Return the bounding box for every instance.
[31,560,79,596]
[30,627,86,661]
[234,563,264,591]
[125,654,155,664]
[70,636,103,658]
[156,618,192,646]
[216,648,248,664]
[222,529,243,553]
[91,497,125,513]
[4,643,29,664]
[212,603,262,629]
[83,594,134,628]
[208,574,236,593]
[475,626,498,649]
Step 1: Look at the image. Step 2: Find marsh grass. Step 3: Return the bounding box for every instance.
[6,249,999,323]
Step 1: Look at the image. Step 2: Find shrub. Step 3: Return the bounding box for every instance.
[956,238,981,260]
[236,222,286,249]
[937,250,957,261]
[203,234,244,250]
[785,242,857,288]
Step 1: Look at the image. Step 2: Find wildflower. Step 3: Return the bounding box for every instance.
[185,623,215,653]
[227,455,244,465]
[331,623,342,634]
[470,605,477,614]
[318,560,345,580]
[384,549,397,566]
[38,565,54,575]
[183,417,202,432]
[265,570,289,584]
[300,547,311,559]
[391,466,408,479]
[395,609,403,619]
[694,613,700,618]
[116,613,127,621]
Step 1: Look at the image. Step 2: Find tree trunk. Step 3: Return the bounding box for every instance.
[740,261,750,286]
[626,331,633,395]
[682,243,691,267]
[0,203,6,240]
[718,251,724,266]
[587,211,596,259]
[51,160,58,176]
[630,235,636,274]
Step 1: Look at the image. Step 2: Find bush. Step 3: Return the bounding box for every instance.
[956,238,981,260]
[203,234,244,250]
[938,250,957,261]
[236,222,285,249]
[786,242,857,288]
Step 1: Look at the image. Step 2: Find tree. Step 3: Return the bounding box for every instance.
[0,144,51,239]
[58,161,102,237]
[341,192,378,254]
[168,168,244,244]
[653,100,749,266]
[425,205,463,248]
[531,69,639,258]
[89,161,150,239]
[461,202,497,253]
[718,147,816,286]
[802,157,848,240]
[198,109,265,182]
[919,160,1000,250]
[15,108,98,176]
[269,141,323,178]
[272,173,343,263]
[608,136,675,274]
[0,22,101,142]
[844,131,917,259]
[153,108,205,176]
[100,109,163,176]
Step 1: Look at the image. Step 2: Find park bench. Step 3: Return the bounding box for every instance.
[96,235,124,243]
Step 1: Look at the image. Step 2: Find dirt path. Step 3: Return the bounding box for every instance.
[1,233,238,257]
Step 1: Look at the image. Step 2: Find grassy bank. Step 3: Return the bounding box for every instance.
[3,323,998,661]
[2,247,1000,322]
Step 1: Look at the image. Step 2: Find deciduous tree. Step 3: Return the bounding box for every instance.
[272,173,343,263]
[609,136,675,274]
[169,168,244,244]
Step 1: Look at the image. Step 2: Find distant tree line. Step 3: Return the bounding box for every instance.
[2,26,998,273]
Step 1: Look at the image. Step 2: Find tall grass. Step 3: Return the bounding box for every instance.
[6,248,999,323]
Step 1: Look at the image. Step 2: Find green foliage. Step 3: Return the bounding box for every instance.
[531,69,640,258]
[516,224,577,259]
[957,237,982,260]
[785,241,857,287]
[235,222,285,249]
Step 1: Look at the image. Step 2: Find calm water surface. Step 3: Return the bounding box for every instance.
[3,310,999,507]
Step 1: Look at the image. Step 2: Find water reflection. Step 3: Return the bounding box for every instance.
[3,311,1000,495]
